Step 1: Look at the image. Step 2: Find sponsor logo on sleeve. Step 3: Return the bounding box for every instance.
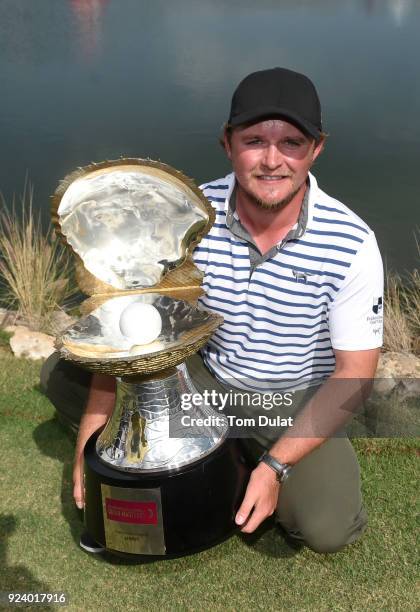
[367,296,384,325]
[372,297,383,314]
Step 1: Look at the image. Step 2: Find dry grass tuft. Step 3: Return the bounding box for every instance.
[403,234,420,341]
[0,184,74,333]
[383,272,413,353]
[383,229,420,354]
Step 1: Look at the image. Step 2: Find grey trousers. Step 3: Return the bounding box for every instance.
[40,352,367,554]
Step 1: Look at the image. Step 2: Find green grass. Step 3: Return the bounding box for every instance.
[0,329,12,348]
[0,353,418,612]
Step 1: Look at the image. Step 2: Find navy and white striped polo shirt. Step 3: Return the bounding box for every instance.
[193,172,384,392]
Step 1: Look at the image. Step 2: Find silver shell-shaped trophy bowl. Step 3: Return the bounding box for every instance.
[53,159,248,558]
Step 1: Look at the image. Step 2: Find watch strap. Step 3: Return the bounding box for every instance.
[259,451,292,483]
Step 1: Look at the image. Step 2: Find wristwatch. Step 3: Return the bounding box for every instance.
[259,451,292,483]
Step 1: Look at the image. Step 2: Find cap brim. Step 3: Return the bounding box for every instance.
[229,106,321,140]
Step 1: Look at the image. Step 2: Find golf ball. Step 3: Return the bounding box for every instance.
[119,302,162,345]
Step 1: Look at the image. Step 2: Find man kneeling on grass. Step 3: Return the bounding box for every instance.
[42,67,383,554]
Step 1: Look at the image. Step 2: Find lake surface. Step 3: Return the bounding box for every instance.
[0,0,419,272]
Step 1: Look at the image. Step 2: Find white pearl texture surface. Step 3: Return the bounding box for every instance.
[119,302,162,345]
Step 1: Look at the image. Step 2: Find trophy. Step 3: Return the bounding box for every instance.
[52,159,249,558]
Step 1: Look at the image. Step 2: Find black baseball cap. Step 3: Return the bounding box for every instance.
[227,67,322,140]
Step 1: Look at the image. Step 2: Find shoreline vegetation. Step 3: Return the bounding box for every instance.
[384,257,420,355]
[0,186,74,334]
[0,188,419,356]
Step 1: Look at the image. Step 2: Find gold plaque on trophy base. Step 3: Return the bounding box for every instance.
[101,484,165,555]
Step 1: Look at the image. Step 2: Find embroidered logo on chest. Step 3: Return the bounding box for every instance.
[292,269,314,284]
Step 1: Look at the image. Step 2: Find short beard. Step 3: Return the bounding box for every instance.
[253,184,302,212]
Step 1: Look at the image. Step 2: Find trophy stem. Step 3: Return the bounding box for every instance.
[96,363,228,472]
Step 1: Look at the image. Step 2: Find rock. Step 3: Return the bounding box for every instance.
[8,326,55,360]
[3,324,20,334]
[49,309,77,333]
[1,307,77,335]
[374,352,420,400]
[0,308,24,327]
[399,378,420,400]
[372,377,397,396]
[376,351,420,377]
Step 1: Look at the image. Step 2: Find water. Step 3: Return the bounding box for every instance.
[0,0,419,272]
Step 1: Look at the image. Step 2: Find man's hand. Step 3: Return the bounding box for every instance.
[72,373,116,509]
[235,347,381,528]
[235,462,280,533]
[73,456,84,510]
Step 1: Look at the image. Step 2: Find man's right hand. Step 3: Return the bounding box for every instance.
[73,457,85,509]
[72,373,116,509]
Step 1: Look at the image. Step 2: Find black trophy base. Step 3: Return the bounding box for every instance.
[84,434,249,560]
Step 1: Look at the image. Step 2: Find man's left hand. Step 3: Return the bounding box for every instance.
[235,462,280,533]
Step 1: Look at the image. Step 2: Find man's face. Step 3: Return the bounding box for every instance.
[224,119,324,210]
